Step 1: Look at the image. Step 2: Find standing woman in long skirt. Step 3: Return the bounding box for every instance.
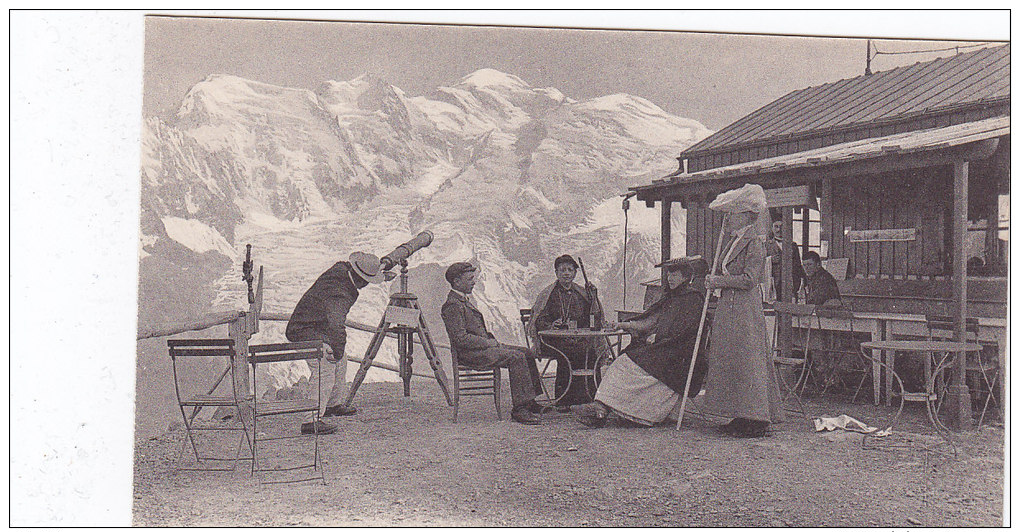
[702,184,784,438]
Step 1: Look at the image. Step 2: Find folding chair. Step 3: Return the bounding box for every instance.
[926,315,1001,426]
[520,308,570,406]
[248,341,327,484]
[771,302,815,420]
[167,338,252,472]
[810,305,868,401]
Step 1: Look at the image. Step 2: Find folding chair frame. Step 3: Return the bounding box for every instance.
[926,315,1002,427]
[168,338,253,472]
[809,305,868,401]
[772,302,815,421]
[249,341,327,485]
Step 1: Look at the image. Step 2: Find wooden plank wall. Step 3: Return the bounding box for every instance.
[827,168,948,279]
[684,204,727,267]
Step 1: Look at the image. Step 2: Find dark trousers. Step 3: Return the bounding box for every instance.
[459,344,542,408]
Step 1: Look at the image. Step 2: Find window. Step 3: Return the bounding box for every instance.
[792,205,822,257]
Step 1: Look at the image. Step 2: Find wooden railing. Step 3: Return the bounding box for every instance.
[136,262,452,405]
[137,309,448,381]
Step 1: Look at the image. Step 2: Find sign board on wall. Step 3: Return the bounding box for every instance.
[847,228,917,243]
[765,185,817,209]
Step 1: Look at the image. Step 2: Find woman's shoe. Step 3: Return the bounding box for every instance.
[717,418,744,436]
[576,403,608,428]
[720,418,768,438]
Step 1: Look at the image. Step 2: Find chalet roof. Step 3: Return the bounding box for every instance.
[682,44,1010,157]
[633,115,1009,196]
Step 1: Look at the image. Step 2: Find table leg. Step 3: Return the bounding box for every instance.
[878,320,895,407]
[869,322,881,406]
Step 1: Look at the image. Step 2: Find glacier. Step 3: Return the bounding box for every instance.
[136,67,711,437]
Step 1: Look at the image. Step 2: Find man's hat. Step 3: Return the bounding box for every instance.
[445,262,477,285]
[349,251,384,283]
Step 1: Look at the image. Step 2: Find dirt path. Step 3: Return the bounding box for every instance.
[133,382,1004,526]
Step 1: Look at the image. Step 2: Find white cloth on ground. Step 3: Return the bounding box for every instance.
[813,414,889,436]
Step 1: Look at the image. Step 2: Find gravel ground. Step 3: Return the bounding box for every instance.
[134,381,1005,526]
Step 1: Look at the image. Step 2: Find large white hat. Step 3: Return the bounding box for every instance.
[709,183,767,213]
[349,251,384,283]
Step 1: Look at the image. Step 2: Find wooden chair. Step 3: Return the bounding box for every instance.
[167,338,253,471]
[248,341,326,484]
[926,315,1001,426]
[450,343,502,423]
[520,308,570,406]
[771,302,815,420]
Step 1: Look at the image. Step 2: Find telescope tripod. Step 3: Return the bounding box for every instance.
[343,262,453,407]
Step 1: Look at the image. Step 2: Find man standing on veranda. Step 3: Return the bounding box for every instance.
[286,251,384,435]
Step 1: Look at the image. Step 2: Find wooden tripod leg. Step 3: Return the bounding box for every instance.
[409,301,452,404]
[342,317,390,408]
[415,324,453,405]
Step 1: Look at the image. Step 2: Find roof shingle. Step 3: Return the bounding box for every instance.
[683,44,1010,156]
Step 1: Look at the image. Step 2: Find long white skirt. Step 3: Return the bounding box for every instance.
[594,355,680,426]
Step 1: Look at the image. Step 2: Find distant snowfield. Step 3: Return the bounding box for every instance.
[569,194,667,238]
[161,216,235,257]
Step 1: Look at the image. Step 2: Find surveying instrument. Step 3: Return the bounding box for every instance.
[342,231,453,407]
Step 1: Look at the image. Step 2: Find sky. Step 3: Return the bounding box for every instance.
[144,14,1007,131]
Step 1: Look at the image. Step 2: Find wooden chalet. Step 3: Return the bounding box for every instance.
[630,43,1009,427]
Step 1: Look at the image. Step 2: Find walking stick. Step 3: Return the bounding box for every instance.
[676,213,729,431]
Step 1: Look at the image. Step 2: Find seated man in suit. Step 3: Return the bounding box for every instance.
[802,251,842,307]
[440,262,544,425]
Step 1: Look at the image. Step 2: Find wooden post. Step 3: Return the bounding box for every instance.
[801,207,810,256]
[661,199,672,289]
[779,207,794,357]
[948,160,973,430]
[228,316,252,401]
[985,190,1000,272]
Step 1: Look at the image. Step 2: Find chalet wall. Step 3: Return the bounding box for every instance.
[681,165,1007,318]
[827,167,950,279]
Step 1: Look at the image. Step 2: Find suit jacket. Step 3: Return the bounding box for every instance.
[441,290,499,354]
[766,237,805,295]
[286,261,360,348]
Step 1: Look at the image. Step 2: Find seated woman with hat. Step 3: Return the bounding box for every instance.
[575,256,709,428]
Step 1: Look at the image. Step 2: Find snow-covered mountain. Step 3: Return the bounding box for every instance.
[136,69,710,436]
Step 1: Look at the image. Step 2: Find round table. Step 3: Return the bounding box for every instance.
[859,340,982,437]
[537,328,629,405]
